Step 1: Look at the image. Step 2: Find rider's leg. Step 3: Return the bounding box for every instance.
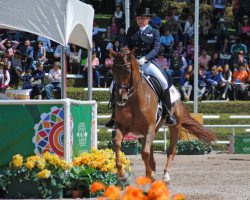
[105,81,116,128]
[140,63,176,125]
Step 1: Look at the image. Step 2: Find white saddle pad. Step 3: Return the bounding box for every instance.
[169,85,181,104]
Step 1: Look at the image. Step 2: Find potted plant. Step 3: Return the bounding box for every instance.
[66,166,94,198]
[121,140,141,155]
[176,140,208,155]
[0,153,71,198]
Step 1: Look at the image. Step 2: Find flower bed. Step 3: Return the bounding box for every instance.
[90,176,186,200]
[0,153,71,198]
[0,148,131,199]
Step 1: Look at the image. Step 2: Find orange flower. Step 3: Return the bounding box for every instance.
[90,182,106,193]
[173,194,187,200]
[147,180,170,200]
[136,176,152,186]
[122,186,146,200]
[103,185,121,200]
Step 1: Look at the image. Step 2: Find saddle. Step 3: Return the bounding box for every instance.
[142,73,181,125]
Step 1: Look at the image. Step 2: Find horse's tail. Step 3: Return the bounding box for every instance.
[180,102,217,142]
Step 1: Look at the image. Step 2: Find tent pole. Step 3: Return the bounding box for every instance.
[87,49,93,100]
[125,0,130,32]
[193,0,199,113]
[61,46,67,99]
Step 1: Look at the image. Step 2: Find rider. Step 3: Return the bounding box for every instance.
[105,7,176,128]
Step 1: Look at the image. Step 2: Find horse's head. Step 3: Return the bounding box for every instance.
[110,48,140,106]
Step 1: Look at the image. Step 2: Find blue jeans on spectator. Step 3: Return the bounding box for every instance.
[45,82,61,99]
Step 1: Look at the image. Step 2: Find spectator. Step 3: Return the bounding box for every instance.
[110,16,119,35]
[181,65,194,101]
[176,41,186,57]
[0,38,19,59]
[186,38,196,65]
[92,41,102,61]
[32,41,46,70]
[160,29,174,55]
[219,64,232,99]
[37,35,53,52]
[216,18,230,49]
[208,52,222,70]
[230,39,248,55]
[232,50,248,72]
[112,40,121,52]
[198,65,207,100]
[232,64,249,99]
[9,50,23,87]
[0,62,10,92]
[232,0,240,31]
[198,49,211,70]
[220,37,231,65]
[168,49,187,78]
[150,11,162,30]
[211,0,226,15]
[30,62,45,100]
[205,65,221,100]
[183,15,194,47]
[21,68,32,89]
[166,10,181,45]
[83,51,100,87]
[238,15,250,44]
[200,12,211,39]
[104,53,114,88]
[53,44,70,62]
[45,62,61,99]
[155,51,169,71]
[92,21,99,41]
[69,44,82,74]
[115,27,126,47]
[19,39,34,67]
[114,5,124,29]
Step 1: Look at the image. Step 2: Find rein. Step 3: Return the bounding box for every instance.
[113,61,142,107]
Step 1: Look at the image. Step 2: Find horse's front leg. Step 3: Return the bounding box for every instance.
[141,126,156,180]
[114,128,124,178]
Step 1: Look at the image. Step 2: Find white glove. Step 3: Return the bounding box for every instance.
[136,57,147,66]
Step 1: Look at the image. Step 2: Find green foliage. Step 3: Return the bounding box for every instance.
[66,166,94,191]
[176,140,211,155]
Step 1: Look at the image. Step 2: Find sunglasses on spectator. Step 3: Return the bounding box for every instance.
[211,68,216,70]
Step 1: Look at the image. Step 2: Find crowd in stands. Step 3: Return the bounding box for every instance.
[0,0,250,101]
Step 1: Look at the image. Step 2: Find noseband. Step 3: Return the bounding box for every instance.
[113,61,142,106]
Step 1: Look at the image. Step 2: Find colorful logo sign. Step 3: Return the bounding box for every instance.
[32,106,73,158]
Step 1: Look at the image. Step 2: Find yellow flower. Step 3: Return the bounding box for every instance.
[11,154,23,168]
[26,160,36,170]
[36,158,46,170]
[36,169,51,179]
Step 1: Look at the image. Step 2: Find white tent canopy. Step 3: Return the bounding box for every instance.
[0,0,94,49]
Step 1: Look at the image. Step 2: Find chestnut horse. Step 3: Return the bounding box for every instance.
[110,49,216,183]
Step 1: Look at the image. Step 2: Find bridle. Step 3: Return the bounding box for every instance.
[113,58,142,107]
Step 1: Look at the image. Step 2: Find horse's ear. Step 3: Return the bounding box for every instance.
[131,48,136,56]
[109,48,116,57]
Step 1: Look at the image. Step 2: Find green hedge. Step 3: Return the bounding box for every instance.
[67,88,250,114]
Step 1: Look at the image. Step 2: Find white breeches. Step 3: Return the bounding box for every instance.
[140,62,168,90]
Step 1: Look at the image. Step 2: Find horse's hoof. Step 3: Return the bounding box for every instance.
[119,172,129,183]
[151,171,156,181]
[163,172,171,188]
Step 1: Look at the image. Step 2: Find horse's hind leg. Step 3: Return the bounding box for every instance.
[163,126,180,183]
[114,128,125,178]
[141,129,156,179]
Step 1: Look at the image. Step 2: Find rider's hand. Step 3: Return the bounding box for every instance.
[136,57,147,66]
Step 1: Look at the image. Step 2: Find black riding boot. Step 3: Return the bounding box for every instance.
[105,87,116,128]
[105,105,115,128]
[162,89,177,125]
